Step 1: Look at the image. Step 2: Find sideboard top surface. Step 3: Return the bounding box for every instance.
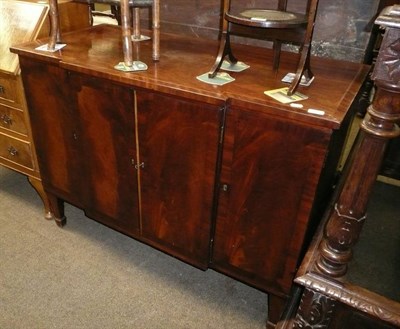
[11,24,369,129]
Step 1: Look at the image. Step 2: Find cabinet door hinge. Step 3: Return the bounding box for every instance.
[219,124,225,144]
[219,105,227,144]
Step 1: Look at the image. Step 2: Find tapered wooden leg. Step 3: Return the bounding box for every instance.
[267,294,287,328]
[208,31,237,78]
[287,44,313,96]
[272,40,282,72]
[28,177,52,220]
[47,193,66,227]
[132,7,141,40]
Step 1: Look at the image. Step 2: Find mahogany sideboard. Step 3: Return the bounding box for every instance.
[0,0,89,218]
[11,24,369,327]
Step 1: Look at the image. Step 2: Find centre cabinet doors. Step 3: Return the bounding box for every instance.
[21,59,224,269]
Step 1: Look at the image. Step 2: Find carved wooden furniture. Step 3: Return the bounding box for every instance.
[48,0,159,64]
[0,0,90,219]
[276,5,400,329]
[11,24,368,327]
[357,0,400,180]
[208,0,319,96]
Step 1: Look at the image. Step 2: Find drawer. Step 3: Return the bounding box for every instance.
[0,132,33,169]
[0,74,22,107]
[0,103,28,135]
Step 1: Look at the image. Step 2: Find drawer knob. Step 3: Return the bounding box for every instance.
[7,146,18,156]
[1,114,12,126]
[0,85,4,94]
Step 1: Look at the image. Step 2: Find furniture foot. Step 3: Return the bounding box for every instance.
[47,193,66,227]
[55,216,67,227]
[28,176,52,220]
[267,294,287,328]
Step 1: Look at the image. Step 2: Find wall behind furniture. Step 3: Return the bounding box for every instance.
[143,0,380,62]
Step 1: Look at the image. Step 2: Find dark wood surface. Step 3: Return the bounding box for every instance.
[11,25,368,327]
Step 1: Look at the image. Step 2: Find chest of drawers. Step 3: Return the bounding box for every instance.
[0,0,90,217]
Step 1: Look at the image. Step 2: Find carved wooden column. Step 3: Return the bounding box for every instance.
[286,5,400,329]
[315,4,400,278]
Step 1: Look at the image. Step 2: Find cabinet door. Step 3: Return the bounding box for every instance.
[20,58,82,203]
[137,90,223,268]
[70,74,140,236]
[213,106,331,295]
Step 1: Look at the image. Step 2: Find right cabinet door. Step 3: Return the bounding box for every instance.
[212,106,332,295]
[136,90,223,269]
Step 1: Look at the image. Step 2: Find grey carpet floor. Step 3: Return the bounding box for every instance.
[0,166,268,329]
[347,180,400,302]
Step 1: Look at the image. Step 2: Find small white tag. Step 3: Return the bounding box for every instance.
[290,103,304,108]
[307,109,325,115]
[251,17,267,22]
[35,43,66,52]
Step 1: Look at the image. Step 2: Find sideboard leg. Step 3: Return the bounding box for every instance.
[267,294,287,328]
[28,176,52,220]
[47,193,66,227]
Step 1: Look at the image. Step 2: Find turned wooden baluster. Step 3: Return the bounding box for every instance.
[315,4,400,278]
[121,0,133,66]
[48,0,61,50]
[152,0,160,61]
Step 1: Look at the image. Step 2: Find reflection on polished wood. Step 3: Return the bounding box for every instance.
[48,0,160,64]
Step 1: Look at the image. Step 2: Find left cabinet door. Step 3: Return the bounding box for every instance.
[20,58,140,236]
[20,58,83,202]
[69,73,140,236]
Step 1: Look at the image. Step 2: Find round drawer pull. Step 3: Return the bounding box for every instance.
[7,146,18,156]
[1,114,12,126]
